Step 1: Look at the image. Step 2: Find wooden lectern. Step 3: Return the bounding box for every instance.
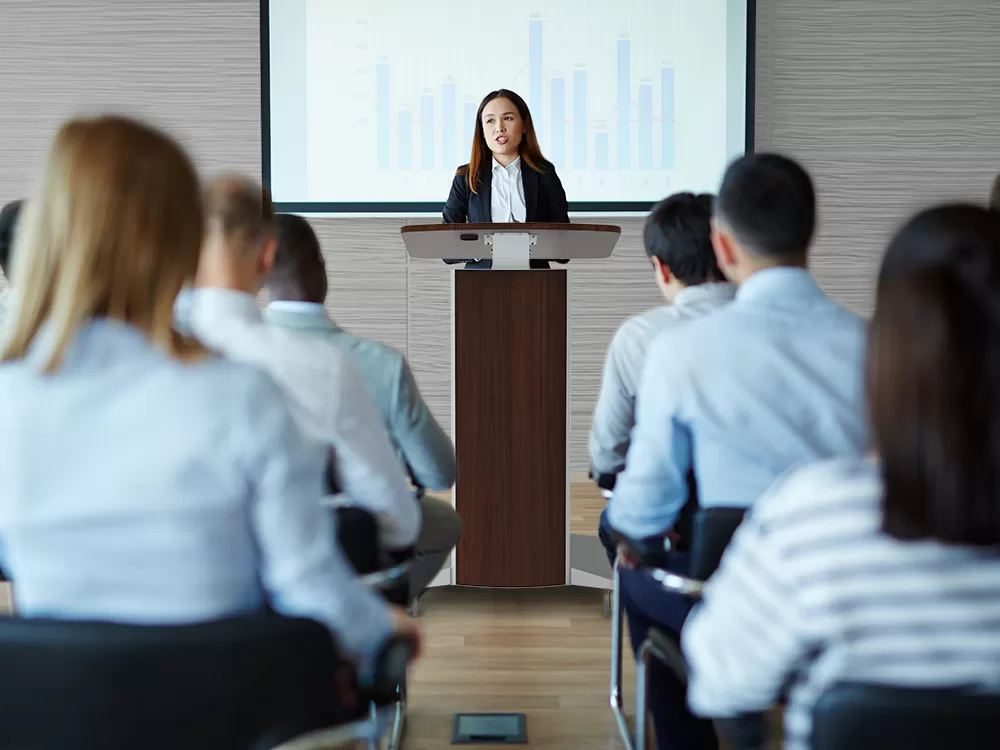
[401,223,620,587]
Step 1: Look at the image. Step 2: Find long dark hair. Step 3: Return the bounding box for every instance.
[868,203,1000,547]
[458,89,547,194]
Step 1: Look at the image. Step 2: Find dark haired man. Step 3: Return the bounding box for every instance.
[590,192,734,567]
[0,199,23,331]
[608,154,869,750]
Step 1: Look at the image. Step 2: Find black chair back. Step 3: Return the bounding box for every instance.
[0,614,353,750]
[335,506,411,607]
[812,682,1000,750]
[688,507,746,581]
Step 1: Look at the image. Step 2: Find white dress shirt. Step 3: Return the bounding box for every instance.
[0,318,392,675]
[177,287,420,549]
[491,156,527,222]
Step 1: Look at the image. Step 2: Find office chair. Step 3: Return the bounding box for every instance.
[614,506,748,750]
[336,506,413,750]
[811,682,1000,750]
[0,614,408,750]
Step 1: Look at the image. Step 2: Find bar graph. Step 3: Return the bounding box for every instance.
[372,17,681,176]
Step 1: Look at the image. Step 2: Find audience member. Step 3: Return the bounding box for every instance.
[265,213,462,598]
[684,203,1000,750]
[607,153,869,750]
[177,178,420,554]
[590,192,734,567]
[0,115,418,680]
[0,199,23,330]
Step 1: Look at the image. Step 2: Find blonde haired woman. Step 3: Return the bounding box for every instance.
[0,115,418,678]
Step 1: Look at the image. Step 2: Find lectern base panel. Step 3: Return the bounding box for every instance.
[454,270,567,587]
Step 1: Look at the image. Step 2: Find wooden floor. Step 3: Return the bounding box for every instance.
[406,586,635,749]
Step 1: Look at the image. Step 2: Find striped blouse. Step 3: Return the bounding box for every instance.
[682,456,1000,750]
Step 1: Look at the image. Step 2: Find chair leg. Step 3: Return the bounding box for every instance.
[609,559,635,750]
[387,679,407,750]
[636,638,653,750]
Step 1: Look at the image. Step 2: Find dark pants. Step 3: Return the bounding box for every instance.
[598,507,618,570]
[620,557,719,750]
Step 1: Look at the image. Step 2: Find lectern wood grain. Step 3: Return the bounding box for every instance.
[454,271,567,587]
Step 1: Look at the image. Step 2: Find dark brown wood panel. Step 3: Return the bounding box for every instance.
[454,270,567,587]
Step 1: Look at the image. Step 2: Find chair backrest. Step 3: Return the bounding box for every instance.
[812,682,1000,750]
[688,507,746,581]
[0,615,349,750]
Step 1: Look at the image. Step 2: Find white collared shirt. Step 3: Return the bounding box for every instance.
[491,156,526,222]
[177,288,420,549]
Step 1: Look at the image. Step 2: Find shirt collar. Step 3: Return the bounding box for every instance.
[266,300,327,316]
[493,156,521,175]
[736,266,819,305]
[190,287,262,322]
[673,282,736,309]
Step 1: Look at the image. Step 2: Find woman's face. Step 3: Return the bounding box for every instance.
[481,97,524,160]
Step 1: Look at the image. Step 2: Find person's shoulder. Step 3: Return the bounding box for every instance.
[531,158,561,178]
[644,302,733,359]
[337,331,406,375]
[611,306,676,352]
[750,456,881,529]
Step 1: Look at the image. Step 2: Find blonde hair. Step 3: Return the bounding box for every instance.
[0,115,207,372]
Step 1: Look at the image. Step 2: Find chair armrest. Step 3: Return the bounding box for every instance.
[649,567,704,598]
[358,560,411,592]
[640,626,689,686]
[610,529,671,569]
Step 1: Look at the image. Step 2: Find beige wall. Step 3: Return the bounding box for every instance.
[2,0,998,471]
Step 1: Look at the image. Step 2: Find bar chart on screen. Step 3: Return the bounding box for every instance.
[288,0,743,205]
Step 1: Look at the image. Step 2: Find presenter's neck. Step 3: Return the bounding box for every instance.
[493,152,520,168]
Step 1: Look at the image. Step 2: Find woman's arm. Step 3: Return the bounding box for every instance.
[681,493,812,717]
[443,172,474,264]
[544,167,571,224]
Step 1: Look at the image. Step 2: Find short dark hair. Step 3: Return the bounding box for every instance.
[868,203,1000,547]
[989,173,1000,212]
[0,199,24,274]
[643,192,724,285]
[715,153,816,260]
[268,214,328,304]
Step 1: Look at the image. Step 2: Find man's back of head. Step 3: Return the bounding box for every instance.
[269,214,329,304]
[0,199,24,278]
[990,173,1000,212]
[198,177,276,293]
[712,153,816,283]
[643,192,724,300]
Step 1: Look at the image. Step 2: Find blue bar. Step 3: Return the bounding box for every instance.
[596,131,609,170]
[376,62,390,170]
[573,69,587,170]
[662,67,675,169]
[420,93,434,170]
[530,20,543,122]
[550,77,565,168]
[464,101,477,147]
[399,109,412,169]
[442,82,456,169]
[617,39,630,169]
[639,83,653,169]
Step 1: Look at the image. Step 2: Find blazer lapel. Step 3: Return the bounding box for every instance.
[470,163,493,222]
[522,165,539,221]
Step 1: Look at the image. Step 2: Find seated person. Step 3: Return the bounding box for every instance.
[590,192,735,567]
[0,114,419,681]
[176,178,420,557]
[683,203,1000,750]
[607,153,869,750]
[0,199,23,331]
[265,213,462,598]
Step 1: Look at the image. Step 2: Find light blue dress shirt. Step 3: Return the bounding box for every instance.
[0,318,392,674]
[607,267,869,540]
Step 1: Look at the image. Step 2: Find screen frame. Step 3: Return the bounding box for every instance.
[259,0,756,215]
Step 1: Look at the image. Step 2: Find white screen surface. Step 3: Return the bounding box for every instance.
[265,0,751,212]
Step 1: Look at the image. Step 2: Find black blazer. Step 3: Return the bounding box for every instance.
[442,159,570,269]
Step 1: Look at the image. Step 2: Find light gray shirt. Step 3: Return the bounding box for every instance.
[265,302,456,491]
[589,283,735,476]
[684,456,1000,750]
[0,318,392,674]
[176,288,420,549]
